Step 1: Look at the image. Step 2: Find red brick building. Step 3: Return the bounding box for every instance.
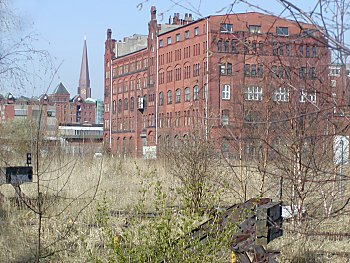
[0,84,97,134]
[104,7,332,158]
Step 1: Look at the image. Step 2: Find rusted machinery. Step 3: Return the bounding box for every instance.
[189,198,282,263]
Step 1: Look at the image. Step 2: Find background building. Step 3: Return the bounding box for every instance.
[0,38,103,154]
[104,7,332,158]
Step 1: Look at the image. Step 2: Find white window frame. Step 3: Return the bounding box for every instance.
[194,27,199,36]
[249,25,261,34]
[276,26,289,36]
[222,84,231,100]
[273,87,289,102]
[220,23,233,32]
[300,89,317,104]
[245,86,262,101]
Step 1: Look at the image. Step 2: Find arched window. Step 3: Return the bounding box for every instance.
[118,99,122,113]
[185,87,190,102]
[112,100,116,112]
[193,85,199,100]
[224,40,229,52]
[130,97,134,111]
[167,90,173,104]
[124,98,128,110]
[143,95,147,109]
[217,39,222,52]
[175,88,181,103]
[159,92,164,105]
[231,40,237,53]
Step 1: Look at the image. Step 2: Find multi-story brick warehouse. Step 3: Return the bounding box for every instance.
[104,6,332,158]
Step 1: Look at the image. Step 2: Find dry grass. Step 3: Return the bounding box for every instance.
[1,155,350,262]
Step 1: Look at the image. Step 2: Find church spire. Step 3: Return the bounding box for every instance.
[78,36,91,99]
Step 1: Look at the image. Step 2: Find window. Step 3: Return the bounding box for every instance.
[185,87,190,102]
[176,33,180,42]
[272,42,278,56]
[306,45,310,57]
[251,64,257,77]
[329,66,341,77]
[222,84,230,100]
[309,67,316,79]
[193,85,199,100]
[112,100,116,113]
[194,27,199,36]
[302,29,315,37]
[258,41,264,54]
[299,45,304,56]
[175,88,181,103]
[312,46,317,57]
[217,40,222,52]
[244,64,250,77]
[167,90,173,104]
[124,98,128,110]
[118,99,122,113]
[244,40,249,54]
[220,64,226,75]
[273,87,289,102]
[130,97,134,111]
[220,23,233,32]
[159,39,163,47]
[167,37,172,45]
[159,92,164,105]
[300,90,316,103]
[231,40,237,53]
[249,25,261,34]
[286,44,290,56]
[227,63,232,75]
[221,110,229,126]
[299,67,306,79]
[224,40,229,52]
[276,27,289,36]
[245,86,263,101]
[185,30,190,39]
[331,79,337,88]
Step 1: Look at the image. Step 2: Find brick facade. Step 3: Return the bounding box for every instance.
[104,7,332,158]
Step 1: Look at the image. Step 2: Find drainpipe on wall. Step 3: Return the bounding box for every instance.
[155,34,159,145]
[205,17,209,140]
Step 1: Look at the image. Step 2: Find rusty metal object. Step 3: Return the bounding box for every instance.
[187,198,282,263]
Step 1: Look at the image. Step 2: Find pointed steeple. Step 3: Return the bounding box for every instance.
[78,36,91,99]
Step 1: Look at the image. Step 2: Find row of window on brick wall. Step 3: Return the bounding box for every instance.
[221,84,317,103]
[159,85,201,105]
[159,63,205,84]
[217,39,318,58]
[159,26,203,48]
[158,109,202,128]
[112,77,147,94]
[112,117,135,131]
[111,136,134,154]
[221,63,316,79]
[112,59,148,78]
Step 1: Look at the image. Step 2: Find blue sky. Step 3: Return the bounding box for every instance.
[10,0,315,99]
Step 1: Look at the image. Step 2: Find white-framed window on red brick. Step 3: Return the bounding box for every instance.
[185,87,190,102]
[167,90,173,104]
[222,84,230,100]
[273,87,289,102]
[175,88,181,103]
[159,92,164,105]
[245,86,262,101]
[193,85,199,101]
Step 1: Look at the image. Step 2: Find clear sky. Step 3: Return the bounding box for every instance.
[10,0,315,99]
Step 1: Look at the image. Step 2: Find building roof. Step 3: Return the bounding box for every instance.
[53,82,70,95]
